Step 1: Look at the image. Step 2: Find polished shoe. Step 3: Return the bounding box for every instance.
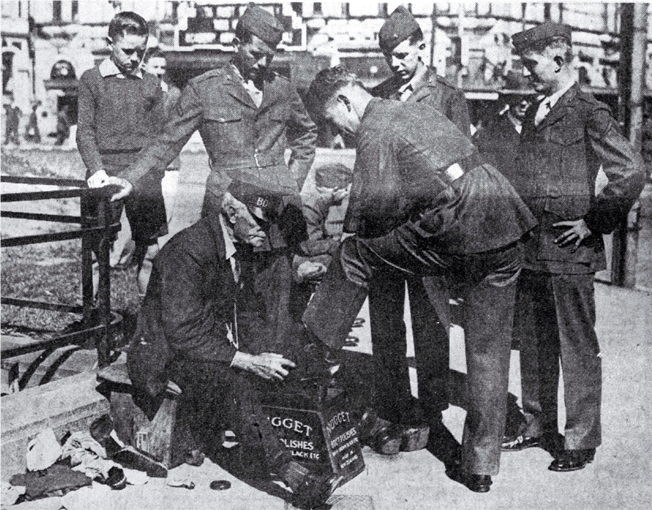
[357,409,402,456]
[399,423,430,452]
[548,448,596,472]
[445,464,492,493]
[501,434,541,452]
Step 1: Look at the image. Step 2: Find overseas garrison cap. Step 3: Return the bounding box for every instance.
[512,22,572,53]
[237,3,284,47]
[378,6,421,52]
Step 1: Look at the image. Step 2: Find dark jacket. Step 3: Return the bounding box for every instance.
[513,84,646,273]
[371,65,471,137]
[473,113,522,178]
[120,63,318,199]
[344,98,536,254]
[128,213,239,397]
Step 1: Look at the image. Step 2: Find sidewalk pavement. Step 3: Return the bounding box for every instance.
[7,282,649,510]
[4,149,651,509]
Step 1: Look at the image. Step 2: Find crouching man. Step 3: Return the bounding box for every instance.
[127,187,341,508]
[301,66,538,493]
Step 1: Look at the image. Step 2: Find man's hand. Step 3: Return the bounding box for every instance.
[231,352,296,381]
[296,261,327,284]
[553,218,592,251]
[104,176,133,202]
[87,169,110,188]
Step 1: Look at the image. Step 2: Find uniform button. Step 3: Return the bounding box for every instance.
[217,117,225,122]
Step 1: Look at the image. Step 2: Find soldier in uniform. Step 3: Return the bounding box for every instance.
[302,66,537,492]
[362,6,473,455]
[503,23,645,472]
[103,5,318,359]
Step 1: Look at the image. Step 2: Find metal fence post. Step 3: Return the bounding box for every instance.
[96,198,112,368]
[80,190,94,326]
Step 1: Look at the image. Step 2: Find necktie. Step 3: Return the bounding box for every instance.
[534,98,552,127]
[393,84,413,102]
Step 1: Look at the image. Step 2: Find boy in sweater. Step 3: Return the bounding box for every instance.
[77,11,166,297]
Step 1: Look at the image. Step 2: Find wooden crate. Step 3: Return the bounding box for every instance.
[97,364,193,469]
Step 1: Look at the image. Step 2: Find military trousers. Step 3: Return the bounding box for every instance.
[368,273,450,424]
[303,224,523,475]
[516,269,602,450]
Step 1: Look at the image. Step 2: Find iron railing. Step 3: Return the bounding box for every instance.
[1,175,122,370]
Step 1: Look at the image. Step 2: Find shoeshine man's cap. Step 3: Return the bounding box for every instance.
[378,5,421,52]
[228,182,281,223]
[512,22,572,53]
[237,3,284,47]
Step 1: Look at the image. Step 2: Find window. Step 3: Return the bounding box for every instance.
[72,1,79,22]
[53,0,62,22]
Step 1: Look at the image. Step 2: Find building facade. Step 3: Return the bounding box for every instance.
[2,1,651,137]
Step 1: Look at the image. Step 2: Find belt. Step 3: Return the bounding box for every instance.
[210,153,283,171]
[99,147,142,155]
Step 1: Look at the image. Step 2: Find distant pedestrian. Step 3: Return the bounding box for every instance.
[4,94,21,145]
[25,100,41,144]
[54,105,70,146]
[298,163,353,273]
[76,11,166,298]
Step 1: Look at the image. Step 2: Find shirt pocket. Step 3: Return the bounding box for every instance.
[204,106,244,147]
[205,106,243,124]
[549,121,583,146]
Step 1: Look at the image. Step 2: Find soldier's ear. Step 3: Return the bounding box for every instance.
[338,95,351,112]
[553,55,564,71]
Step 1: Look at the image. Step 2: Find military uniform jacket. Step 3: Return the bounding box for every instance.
[513,84,645,273]
[120,63,318,199]
[371,66,471,137]
[344,98,536,253]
